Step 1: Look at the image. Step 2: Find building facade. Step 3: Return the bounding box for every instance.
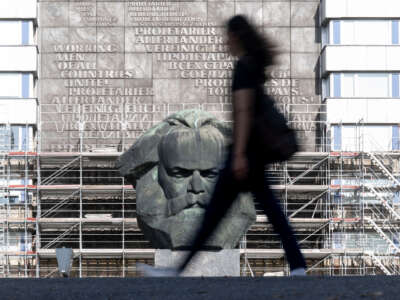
[0,0,399,277]
[0,0,38,277]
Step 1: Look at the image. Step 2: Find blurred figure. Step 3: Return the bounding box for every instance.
[140,15,307,277]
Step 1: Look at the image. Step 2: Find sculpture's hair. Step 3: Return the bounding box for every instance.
[158,111,228,164]
[164,110,231,137]
[117,110,231,182]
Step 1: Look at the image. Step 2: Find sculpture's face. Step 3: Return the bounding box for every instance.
[158,128,223,217]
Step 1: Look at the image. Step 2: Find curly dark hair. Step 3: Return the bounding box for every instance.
[227,15,277,83]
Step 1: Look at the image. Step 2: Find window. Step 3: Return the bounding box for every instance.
[394,192,400,204]
[322,78,330,99]
[0,191,31,205]
[332,125,395,151]
[358,74,389,98]
[2,232,31,251]
[333,21,340,45]
[329,20,399,45]
[332,125,341,150]
[393,126,400,150]
[8,196,20,204]
[393,74,399,98]
[341,125,359,151]
[321,26,329,46]
[360,126,392,151]
[0,125,33,151]
[0,21,31,45]
[332,232,343,249]
[8,233,19,247]
[20,236,25,251]
[330,73,392,98]
[11,125,30,151]
[354,21,388,44]
[333,74,341,97]
[341,74,354,98]
[11,126,20,150]
[0,73,32,98]
[0,125,8,151]
[393,21,399,45]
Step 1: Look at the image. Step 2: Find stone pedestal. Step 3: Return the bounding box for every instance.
[155,249,240,277]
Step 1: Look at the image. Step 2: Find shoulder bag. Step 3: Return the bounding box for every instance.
[253,94,298,163]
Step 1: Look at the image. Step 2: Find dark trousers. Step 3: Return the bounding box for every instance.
[178,150,306,272]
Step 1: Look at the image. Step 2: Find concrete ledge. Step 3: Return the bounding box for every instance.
[0,277,398,300]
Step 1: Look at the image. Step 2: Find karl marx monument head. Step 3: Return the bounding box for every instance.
[117,110,256,249]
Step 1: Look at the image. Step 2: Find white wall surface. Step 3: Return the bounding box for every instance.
[0,74,21,98]
[0,0,37,19]
[322,0,400,23]
[0,99,37,124]
[0,46,37,72]
[322,46,400,75]
[0,22,22,45]
[0,73,35,98]
[0,21,34,45]
[326,98,400,124]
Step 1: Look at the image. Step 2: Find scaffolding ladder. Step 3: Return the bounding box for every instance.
[0,128,9,198]
[0,152,5,276]
[365,217,400,254]
[366,152,400,186]
[0,123,10,277]
[0,210,5,278]
[364,251,392,275]
[364,184,400,220]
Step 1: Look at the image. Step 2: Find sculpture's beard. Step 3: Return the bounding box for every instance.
[166,192,211,217]
[134,166,256,249]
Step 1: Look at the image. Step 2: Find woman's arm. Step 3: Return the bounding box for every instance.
[232,88,255,180]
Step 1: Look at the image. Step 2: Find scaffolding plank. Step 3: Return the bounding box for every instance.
[36,248,367,260]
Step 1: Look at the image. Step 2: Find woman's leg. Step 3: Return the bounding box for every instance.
[251,167,306,270]
[177,158,242,272]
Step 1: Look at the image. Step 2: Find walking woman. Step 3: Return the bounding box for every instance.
[142,15,307,276]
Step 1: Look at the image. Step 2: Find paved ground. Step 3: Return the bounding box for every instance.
[0,276,397,300]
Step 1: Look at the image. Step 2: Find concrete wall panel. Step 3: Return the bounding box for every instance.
[291,28,319,53]
[38,0,321,152]
[39,2,69,27]
[235,2,263,26]
[97,28,124,53]
[291,2,319,27]
[291,53,319,78]
[264,27,290,53]
[208,2,235,25]
[263,2,290,27]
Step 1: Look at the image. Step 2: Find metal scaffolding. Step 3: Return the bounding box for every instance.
[1,105,400,277]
